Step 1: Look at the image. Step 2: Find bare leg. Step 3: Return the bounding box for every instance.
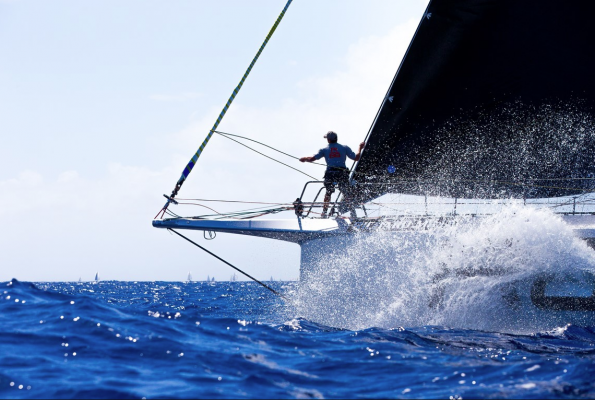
[322,191,332,217]
[322,190,331,217]
[339,182,357,219]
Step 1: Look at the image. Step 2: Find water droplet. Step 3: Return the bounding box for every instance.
[9,382,14,387]
[70,301,75,305]
[525,364,541,372]
[18,385,23,390]
[217,377,222,381]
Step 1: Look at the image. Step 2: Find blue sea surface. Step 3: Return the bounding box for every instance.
[1,279,595,399]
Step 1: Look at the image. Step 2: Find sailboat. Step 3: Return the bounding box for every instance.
[187,272,193,282]
[154,0,595,328]
[94,272,100,282]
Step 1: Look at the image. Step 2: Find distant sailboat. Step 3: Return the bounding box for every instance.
[78,277,82,283]
[94,272,99,282]
[230,273,237,282]
[187,272,193,282]
[211,277,215,282]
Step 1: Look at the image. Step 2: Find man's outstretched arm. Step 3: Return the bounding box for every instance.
[354,142,365,162]
[299,156,317,163]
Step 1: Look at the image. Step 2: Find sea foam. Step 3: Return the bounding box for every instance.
[296,206,595,332]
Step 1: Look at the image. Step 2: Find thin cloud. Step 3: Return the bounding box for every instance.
[149,92,202,102]
[1,20,419,281]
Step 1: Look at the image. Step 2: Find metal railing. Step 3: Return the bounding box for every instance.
[294,180,357,218]
[292,180,595,219]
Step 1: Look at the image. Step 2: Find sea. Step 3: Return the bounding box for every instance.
[2,208,595,399]
[1,278,594,399]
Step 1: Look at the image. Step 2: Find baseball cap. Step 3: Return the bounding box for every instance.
[324,131,338,141]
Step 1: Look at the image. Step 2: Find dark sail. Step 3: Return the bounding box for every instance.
[353,0,595,201]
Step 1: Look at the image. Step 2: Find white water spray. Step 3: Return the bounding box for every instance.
[296,206,595,333]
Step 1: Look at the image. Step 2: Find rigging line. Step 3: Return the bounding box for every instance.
[179,201,292,214]
[167,228,289,301]
[177,198,293,206]
[515,177,595,181]
[176,196,595,211]
[216,132,319,180]
[192,211,287,221]
[177,198,328,206]
[197,207,291,220]
[182,204,292,220]
[359,178,595,192]
[214,130,327,166]
[169,0,294,199]
[165,209,183,218]
[176,190,595,205]
[177,202,225,216]
[215,130,357,174]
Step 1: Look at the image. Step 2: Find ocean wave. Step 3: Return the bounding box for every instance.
[1,279,594,398]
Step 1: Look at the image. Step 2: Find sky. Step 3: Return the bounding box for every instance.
[0,0,429,282]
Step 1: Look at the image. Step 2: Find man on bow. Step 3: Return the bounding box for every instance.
[300,131,365,218]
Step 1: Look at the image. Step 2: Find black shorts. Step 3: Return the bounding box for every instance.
[323,168,349,194]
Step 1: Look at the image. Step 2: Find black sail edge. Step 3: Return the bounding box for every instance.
[352,0,595,202]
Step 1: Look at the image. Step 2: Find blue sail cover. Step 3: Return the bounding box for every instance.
[353,0,595,200]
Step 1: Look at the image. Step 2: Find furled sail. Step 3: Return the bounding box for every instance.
[353,0,595,201]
